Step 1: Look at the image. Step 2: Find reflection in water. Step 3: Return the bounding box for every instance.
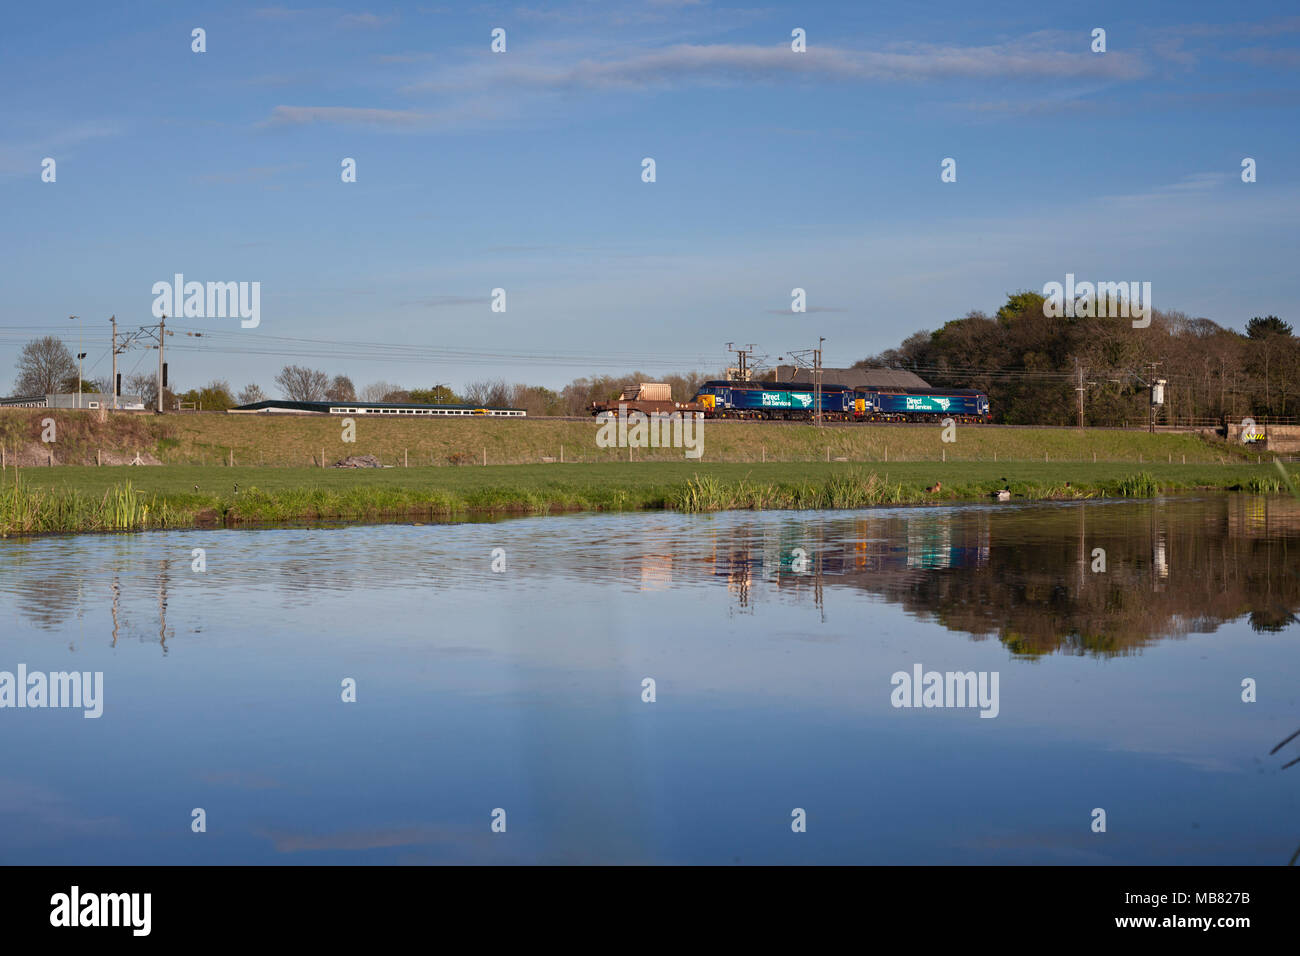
[1271,727,1300,865]
[0,495,1297,864]
[702,497,1300,656]
[1,496,1297,658]
[1275,728,1300,771]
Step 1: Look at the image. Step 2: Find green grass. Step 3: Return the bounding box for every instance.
[0,407,1267,467]
[0,475,187,534]
[2,459,1294,535]
[1115,471,1160,498]
[1276,458,1300,498]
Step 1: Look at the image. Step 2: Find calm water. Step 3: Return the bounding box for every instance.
[1,496,1298,864]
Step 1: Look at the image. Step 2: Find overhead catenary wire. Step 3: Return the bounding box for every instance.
[0,323,716,370]
[0,321,1232,386]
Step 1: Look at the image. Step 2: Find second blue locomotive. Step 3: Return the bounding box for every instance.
[691,380,989,423]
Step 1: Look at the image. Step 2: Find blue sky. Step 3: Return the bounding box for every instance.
[2,0,1298,395]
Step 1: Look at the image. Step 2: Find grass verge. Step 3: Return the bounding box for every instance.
[1,460,1296,535]
[0,407,1266,467]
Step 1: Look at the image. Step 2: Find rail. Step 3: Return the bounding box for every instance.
[1161,416,1300,428]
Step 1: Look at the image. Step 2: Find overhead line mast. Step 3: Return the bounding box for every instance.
[113,317,201,412]
[725,342,759,382]
[782,338,826,427]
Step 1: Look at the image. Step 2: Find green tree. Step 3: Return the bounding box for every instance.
[996,290,1047,323]
[1246,315,1292,339]
[177,380,235,411]
[409,385,461,404]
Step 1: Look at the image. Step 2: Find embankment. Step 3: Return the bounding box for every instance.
[0,408,1266,468]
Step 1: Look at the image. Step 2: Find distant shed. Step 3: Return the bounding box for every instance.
[770,365,931,389]
[0,392,146,410]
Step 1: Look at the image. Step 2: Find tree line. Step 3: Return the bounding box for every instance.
[5,338,716,416]
[14,294,1293,425]
[262,367,714,417]
[856,292,1297,425]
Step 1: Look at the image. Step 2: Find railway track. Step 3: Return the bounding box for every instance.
[536,416,1212,432]
[161,410,1236,434]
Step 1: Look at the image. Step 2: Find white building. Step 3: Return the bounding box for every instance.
[0,392,146,411]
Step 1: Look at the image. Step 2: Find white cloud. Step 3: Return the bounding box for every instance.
[407,40,1148,95]
[258,95,516,131]
[1226,46,1300,69]
[0,121,121,179]
[259,105,437,128]
[1167,15,1300,39]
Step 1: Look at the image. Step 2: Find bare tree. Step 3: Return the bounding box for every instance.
[275,365,329,402]
[507,383,562,416]
[126,373,153,405]
[13,336,77,396]
[126,372,175,409]
[326,374,357,402]
[462,378,512,407]
[360,381,399,402]
[237,383,267,405]
[558,371,714,414]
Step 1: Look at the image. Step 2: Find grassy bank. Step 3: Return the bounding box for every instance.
[2,460,1294,535]
[0,407,1263,467]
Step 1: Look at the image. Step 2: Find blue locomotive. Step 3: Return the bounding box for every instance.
[870,388,988,421]
[691,381,989,423]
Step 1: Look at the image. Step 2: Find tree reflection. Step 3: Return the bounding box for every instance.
[704,496,1300,658]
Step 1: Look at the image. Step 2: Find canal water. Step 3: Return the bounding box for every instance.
[1,496,1298,864]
